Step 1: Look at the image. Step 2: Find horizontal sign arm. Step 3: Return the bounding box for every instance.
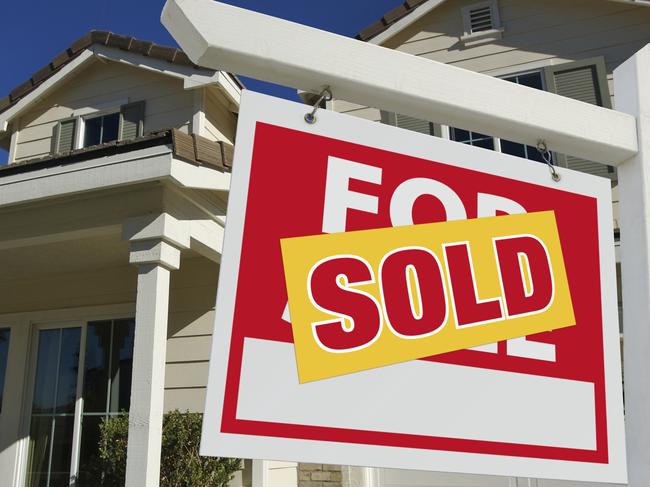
[162,0,637,166]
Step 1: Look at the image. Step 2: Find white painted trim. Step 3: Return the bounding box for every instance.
[0,50,95,131]
[91,44,215,83]
[170,157,231,191]
[8,122,19,163]
[192,89,206,135]
[369,0,448,46]
[0,146,174,207]
[161,0,638,166]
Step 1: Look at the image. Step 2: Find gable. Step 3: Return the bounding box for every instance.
[13,59,195,163]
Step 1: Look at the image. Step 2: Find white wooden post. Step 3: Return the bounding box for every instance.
[123,215,184,487]
[613,44,650,487]
[251,460,269,487]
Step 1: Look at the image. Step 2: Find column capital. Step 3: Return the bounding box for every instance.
[129,239,181,271]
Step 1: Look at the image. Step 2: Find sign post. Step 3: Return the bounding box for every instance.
[614,44,650,486]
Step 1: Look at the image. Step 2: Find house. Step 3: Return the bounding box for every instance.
[322,0,650,486]
[0,30,303,487]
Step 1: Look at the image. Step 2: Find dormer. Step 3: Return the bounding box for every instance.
[0,31,242,165]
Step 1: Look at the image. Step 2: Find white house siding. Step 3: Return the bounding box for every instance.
[203,87,238,144]
[13,59,194,162]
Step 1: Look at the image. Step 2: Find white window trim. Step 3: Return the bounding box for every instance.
[4,304,135,487]
[70,98,129,150]
[74,107,122,150]
[460,0,503,47]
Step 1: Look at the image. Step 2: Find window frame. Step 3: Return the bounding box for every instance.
[19,313,135,487]
[75,109,122,150]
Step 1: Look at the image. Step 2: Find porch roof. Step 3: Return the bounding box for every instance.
[0,129,233,178]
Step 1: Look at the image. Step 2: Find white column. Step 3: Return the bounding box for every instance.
[123,218,182,487]
[613,43,650,486]
[251,460,269,487]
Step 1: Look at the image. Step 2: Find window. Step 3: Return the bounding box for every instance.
[449,128,494,151]
[461,1,503,46]
[82,112,120,148]
[0,328,9,413]
[51,101,145,155]
[26,319,135,487]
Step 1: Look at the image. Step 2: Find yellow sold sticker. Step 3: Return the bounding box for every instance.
[281,211,575,383]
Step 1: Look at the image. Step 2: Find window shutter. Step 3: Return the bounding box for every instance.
[381,111,441,137]
[52,119,77,154]
[543,58,615,181]
[119,101,145,141]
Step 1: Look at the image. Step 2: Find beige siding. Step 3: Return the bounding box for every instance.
[13,59,194,162]
[164,257,219,412]
[334,0,650,121]
[203,87,237,143]
[331,99,382,122]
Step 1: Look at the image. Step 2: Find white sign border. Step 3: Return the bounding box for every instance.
[201,90,626,483]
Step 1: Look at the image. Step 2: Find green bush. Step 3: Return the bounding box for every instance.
[92,410,241,486]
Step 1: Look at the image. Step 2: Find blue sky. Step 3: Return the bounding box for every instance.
[0,0,402,163]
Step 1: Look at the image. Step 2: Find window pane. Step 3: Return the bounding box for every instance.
[111,319,135,412]
[517,72,543,90]
[28,328,80,487]
[83,117,102,147]
[473,136,494,150]
[77,415,103,485]
[102,113,120,144]
[48,416,76,487]
[526,145,547,163]
[450,127,470,143]
[32,330,61,414]
[501,140,527,158]
[0,329,9,413]
[26,416,53,487]
[83,321,111,413]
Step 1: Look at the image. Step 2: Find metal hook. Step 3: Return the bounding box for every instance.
[304,87,333,124]
[537,140,561,182]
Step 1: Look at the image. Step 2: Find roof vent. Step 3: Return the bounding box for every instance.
[468,5,494,33]
[461,1,503,46]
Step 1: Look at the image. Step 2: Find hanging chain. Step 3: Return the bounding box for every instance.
[536,140,561,182]
[304,87,333,124]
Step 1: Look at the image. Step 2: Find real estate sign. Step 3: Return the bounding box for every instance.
[201,90,626,483]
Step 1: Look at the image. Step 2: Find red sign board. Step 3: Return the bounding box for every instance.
[200,91,626,483]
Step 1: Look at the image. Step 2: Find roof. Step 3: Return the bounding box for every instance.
[0,129,233,178]
[356,0,429,42]
[0,30,243,116]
